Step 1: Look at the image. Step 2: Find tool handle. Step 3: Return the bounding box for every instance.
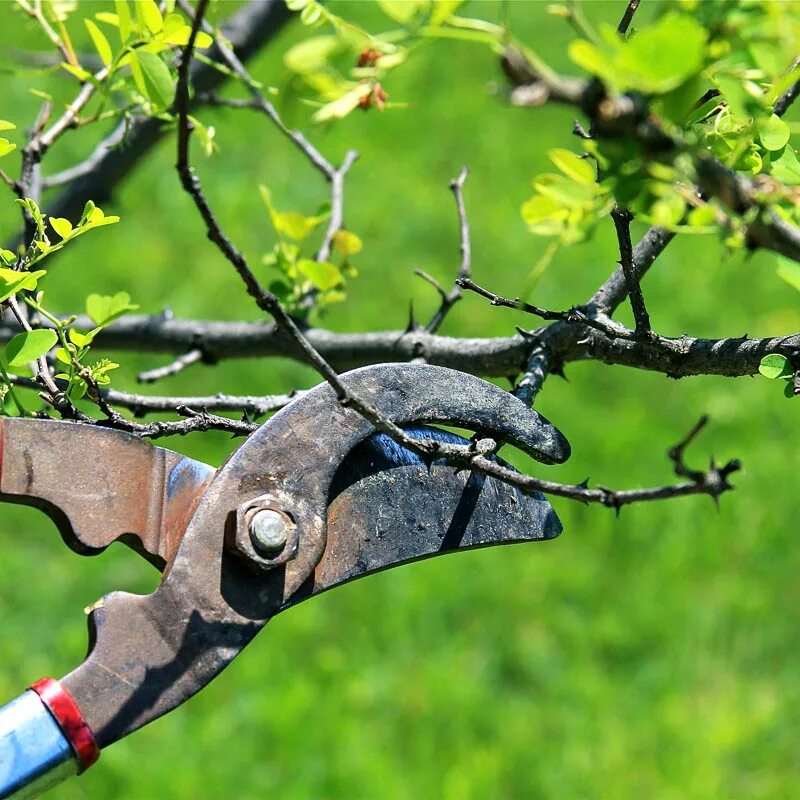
[0,680,99,799]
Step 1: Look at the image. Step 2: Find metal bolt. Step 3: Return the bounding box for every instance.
[249,509,292,556]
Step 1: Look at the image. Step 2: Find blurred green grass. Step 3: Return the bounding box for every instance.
[1,2,799,798]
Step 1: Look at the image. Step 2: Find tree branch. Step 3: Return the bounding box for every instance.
[137,348,204,384]
[617,0,641,36]
[611,206,651,336]
[423,167,472,333]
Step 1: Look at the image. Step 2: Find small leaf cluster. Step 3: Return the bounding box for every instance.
[22,0,213,118]
[521,148,610,244]
[0,196,132,414]
[48,292,138,402]
[259,186,361,319]
[519,2,800,247]
[282,0,505,123]
[7,198,120,272]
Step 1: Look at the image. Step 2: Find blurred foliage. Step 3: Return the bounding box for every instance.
[1,1,800,798]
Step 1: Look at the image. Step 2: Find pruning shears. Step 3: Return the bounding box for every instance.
[0,363,570,799]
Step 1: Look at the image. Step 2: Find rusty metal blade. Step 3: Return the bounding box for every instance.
[0,418,215,570]
[308,425,561,597]
[60,364,569,748]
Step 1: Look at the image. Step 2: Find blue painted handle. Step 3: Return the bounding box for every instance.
[0,690,77,799]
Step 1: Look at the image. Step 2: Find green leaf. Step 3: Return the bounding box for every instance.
[0,139,16,158]
[49,217,73,240]
[570,13,706,94]
[616,12,706,93]
[0,268,46,304]
[283,36,340,74]
[785,380,797,398]
[300,2,323,25]
[86,291,138,327]
[60,62,92,82]
[131,51,174,109]
[0,249,16,265]
[68,329,92,348]
[5,330,57,368]
[759,353,792,379]
[521,195,564,226]
[259,186,326,241]
[777,258,800,293]
[548,149,596,185]
[0,120,15,132]
[80,204,119,229]
[55,347,73,365]
[159,14,212,47]
[429,0,463,26]
[332,230,363,256]
[533,174,598,208]
[313,83,372,123]
[95,12,119,26]
[115,0,132,41]
[769,145,800,185]
[85,19,113,67]
[137,0,163,34]
[297,259,342,290]
[758,114,790,152]
[376,0,422,23]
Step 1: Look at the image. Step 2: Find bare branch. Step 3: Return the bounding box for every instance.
[8,372,299,417]
[424,167,472,333]
[773,57,800,118]
[457,276,636,340]
[317,150,359,262]
[138,348,204,384]
[611,207,651,336]
[513,343,551,407]
[617,0,641,35]
[468,417,740,510]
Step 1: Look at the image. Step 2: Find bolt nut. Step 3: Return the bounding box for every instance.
[250,509,291,556]
[230,496,299,571]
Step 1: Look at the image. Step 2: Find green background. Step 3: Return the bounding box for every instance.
[1,2,799,798]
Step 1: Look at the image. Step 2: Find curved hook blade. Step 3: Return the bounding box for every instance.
[306,425,561,598]
[61,364,569,747]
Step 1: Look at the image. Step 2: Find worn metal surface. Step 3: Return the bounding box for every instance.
[312,425,561,597]
[56,364,568,749]
[0,418,214,570]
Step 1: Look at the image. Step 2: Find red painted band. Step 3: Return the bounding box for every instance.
[30,677,100,772]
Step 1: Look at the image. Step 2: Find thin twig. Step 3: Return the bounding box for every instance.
[773,57,800,118]
[317,150,359,262]
[138,348,204,383]
[457,276,636,340]
[7,372,300,417]
[611,207,651,336]
[617,0,641,36]
[424,167,472,333]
